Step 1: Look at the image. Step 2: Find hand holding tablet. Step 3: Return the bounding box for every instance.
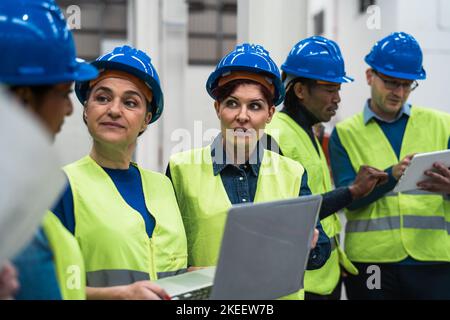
[393,150,450,193]
[417,162,450,194]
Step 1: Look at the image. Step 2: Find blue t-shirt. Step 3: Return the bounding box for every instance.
[53,165,156,238]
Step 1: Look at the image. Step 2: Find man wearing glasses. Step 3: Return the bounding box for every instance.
[329,32,450,300]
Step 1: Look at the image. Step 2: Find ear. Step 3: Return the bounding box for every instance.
[293,82,306,100]
[143,112,152,127]
[138,112,152,135]
[83,107,88,123]
[214,101,221,119]
[366,68,374,85]
[266,105,276,123]
[13,87,34,109]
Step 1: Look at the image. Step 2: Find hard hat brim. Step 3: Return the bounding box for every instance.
[281,67,354,84]
[72,60,100,82]
[0,58,99,86]
[367,64,427,81]
[206,65,285,106]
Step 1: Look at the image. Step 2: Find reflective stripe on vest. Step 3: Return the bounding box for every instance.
[63,156,188,286]
[87,270,149,287]
[347,215,449,233]
[336,106,450,262]
[266,112,357,295]
[42,211,86,300]
[330,236,337,251]
[169,146,306,300]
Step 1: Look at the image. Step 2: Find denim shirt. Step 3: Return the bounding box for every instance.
[209,134,331,270]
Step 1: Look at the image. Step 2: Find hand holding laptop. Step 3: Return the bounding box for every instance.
[122,281,170,300]
[311,228,319,249]
[86,280,170,300]
[187,266,208,272]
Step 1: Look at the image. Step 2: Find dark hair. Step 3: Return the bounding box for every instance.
[212,79,274,106]
[8,84,54,108]
[282,73,317,113]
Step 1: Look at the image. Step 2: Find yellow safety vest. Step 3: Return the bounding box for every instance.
[169,146,308,300]
[42,211,86,300]
[63,155,187,287]
[266,111,357,296]
[335,106,450,262]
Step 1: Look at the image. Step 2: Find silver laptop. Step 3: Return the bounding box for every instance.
[154,195,322,300]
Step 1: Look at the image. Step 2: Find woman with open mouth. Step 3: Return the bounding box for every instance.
[167,43,332,300]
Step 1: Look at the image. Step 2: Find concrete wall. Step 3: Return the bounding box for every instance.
[396,0,450,114]
[183,66,220,150]
[128,0,162,171]
[238,0,308,67]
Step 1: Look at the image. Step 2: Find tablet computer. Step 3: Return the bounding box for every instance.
[393,149,450,193]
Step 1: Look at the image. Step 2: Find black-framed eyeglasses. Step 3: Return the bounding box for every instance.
[372,70,419,92]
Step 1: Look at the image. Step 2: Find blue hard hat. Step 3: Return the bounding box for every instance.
[0,0,98,85]
[206,43,285,106]
[281,36,353,84]
[365,32,426,80]
[76,45,164,124]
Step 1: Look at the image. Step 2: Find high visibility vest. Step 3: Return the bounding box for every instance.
[266,111,357,296]
[169,146,307,300]
[42,211,86,300]
[335,106,450,262]
[63,156,187,287]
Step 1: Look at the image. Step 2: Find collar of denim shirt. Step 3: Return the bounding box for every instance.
[210,133,264,177]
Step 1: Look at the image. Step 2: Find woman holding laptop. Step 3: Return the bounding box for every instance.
[167,43,386,299]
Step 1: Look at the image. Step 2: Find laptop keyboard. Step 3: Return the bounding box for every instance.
[171,286,212,300]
